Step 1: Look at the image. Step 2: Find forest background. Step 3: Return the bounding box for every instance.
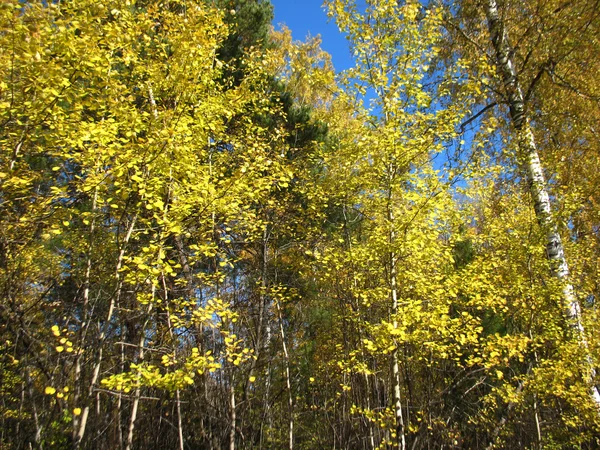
[1,0,600,449]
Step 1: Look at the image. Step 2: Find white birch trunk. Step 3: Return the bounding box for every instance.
[483,0,600,408]
[229,374,236,450]
[275,300,294,450]
[390,256,406,450]
[162,273,185,450]
[125,299,153,450]
[75,214,138,448]
[73,188,97,445]
[26,370,41,448]
[387,181,406,450]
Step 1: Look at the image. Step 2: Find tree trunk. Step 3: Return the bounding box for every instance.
[162,273,185,450]
[345,203,377,450]
[229,372,236,450]
[275,300,294,450]
[26,370,42,449]
[483,0,600,408]
[126,295,154,450]
[73,188,97,446]
[387,182,406,450]
[75,214,138,449]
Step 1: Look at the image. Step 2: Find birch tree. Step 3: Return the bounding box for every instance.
[440,0,600,444]
[320,1,481,447]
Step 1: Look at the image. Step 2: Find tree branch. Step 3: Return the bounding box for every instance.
[459,102,498,133]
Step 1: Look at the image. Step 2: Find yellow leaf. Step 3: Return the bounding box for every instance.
[45,386,56,395]
[73,408,82,416]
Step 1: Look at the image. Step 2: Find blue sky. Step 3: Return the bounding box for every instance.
[269,0,465,180]
[270,0,353,71]
[268,0,473,182]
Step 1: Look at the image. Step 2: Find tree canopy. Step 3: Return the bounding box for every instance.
[1,0,600,448]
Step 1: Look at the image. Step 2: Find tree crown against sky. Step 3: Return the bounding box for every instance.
[1,0,600,449]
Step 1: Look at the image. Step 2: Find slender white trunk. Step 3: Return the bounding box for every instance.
[75,215,138,448]
[344,203,377,449]
[391,263,406,450]
[260,322,273,450]
[126,297,154,450]
[148,84,159,120]
[26,370,42,447]
[275,300,294,450]
[229,374,236,450]
[162,273,185,450]
[364,372,376,449]
[118,341,124,449]
[387,184,406,450]
[73,188,97,445]
[483,0,600,409]
[533,393,542,448]
[127,167,174,449]
[175,390,184,450]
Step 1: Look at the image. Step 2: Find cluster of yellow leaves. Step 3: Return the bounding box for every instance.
[0,0,298,407]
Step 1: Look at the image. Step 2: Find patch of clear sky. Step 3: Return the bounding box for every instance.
[270,0,481,190]
[270,0,354,71]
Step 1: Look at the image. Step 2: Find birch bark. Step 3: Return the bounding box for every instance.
[387,174,406,450]
[483,0,600,408]
[275,299,294,450]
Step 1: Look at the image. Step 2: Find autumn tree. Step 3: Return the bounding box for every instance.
[3,0,600,448]
[438,0,600,446]
[0,0,302,448]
